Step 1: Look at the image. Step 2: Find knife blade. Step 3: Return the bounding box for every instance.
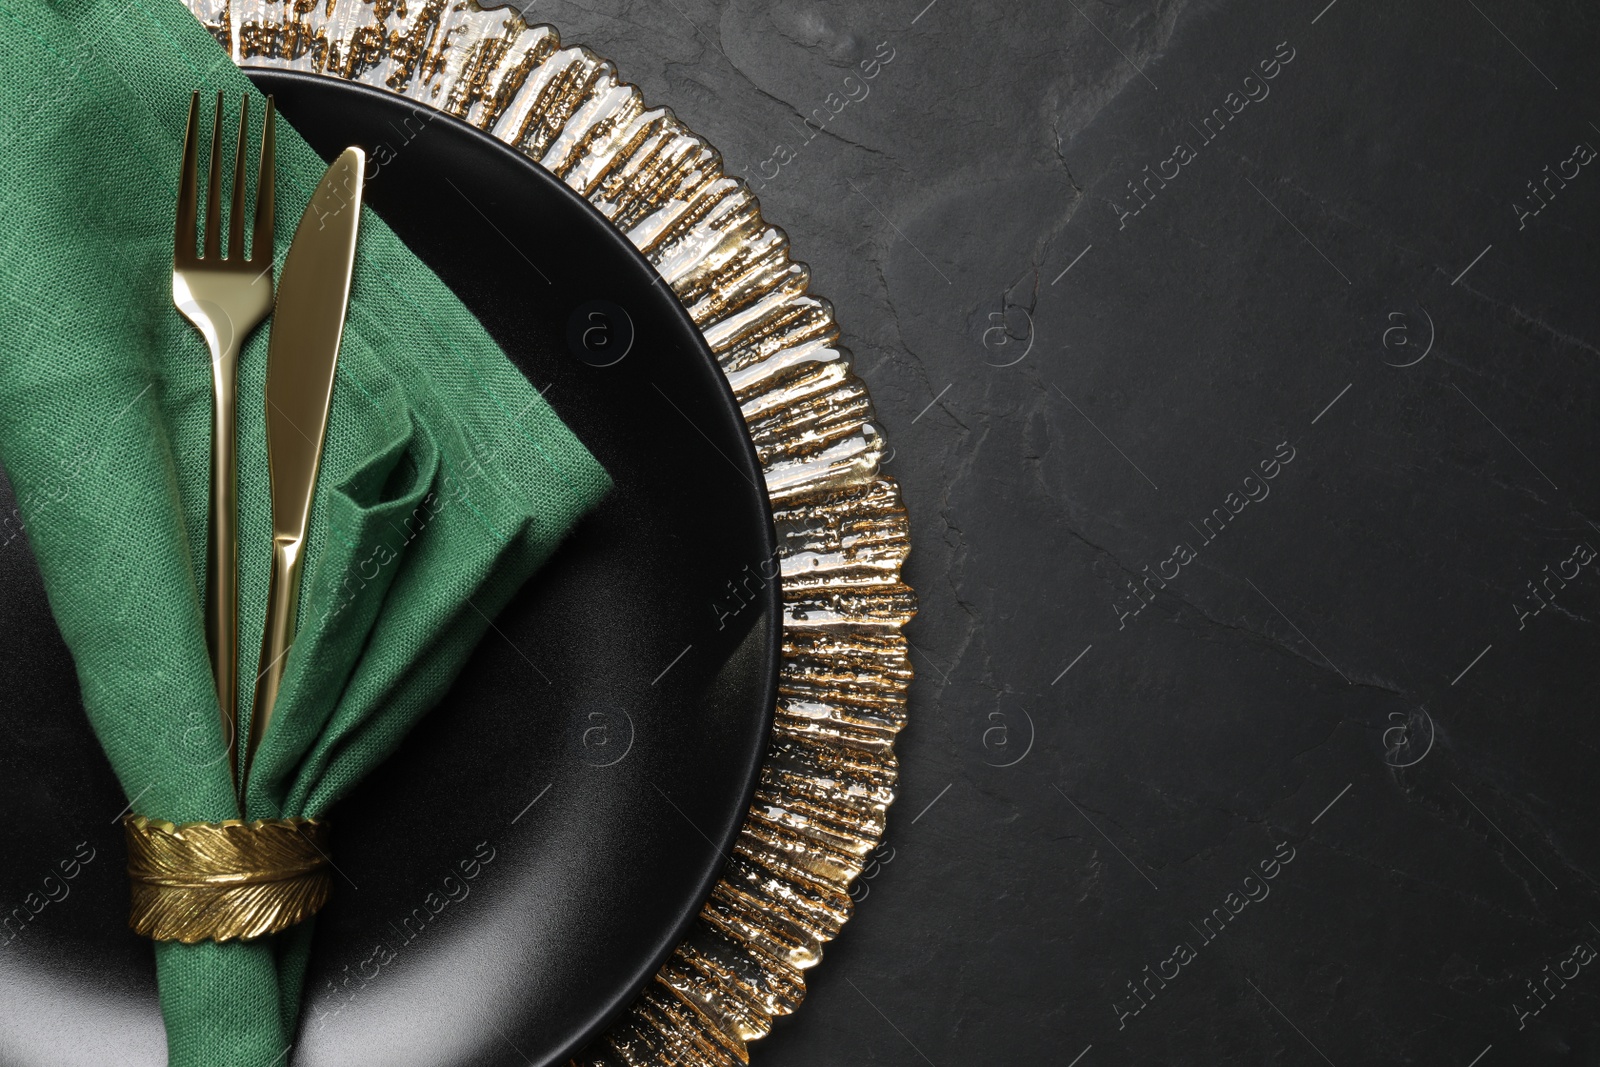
[241,146,366,801]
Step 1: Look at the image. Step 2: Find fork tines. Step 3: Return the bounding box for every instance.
[175,90,275,270]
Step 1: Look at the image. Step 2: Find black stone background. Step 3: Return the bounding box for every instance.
[511,0,1600,1064]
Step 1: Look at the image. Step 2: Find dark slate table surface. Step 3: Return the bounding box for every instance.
[5,0,1594,1063]
[523,0,1600,1063]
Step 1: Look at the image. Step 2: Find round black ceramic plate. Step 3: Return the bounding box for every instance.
[0,71,778,1067]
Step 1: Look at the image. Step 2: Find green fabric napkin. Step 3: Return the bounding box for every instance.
[0,1,610,1063]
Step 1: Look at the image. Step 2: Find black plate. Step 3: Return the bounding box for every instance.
[0,70,778,1067]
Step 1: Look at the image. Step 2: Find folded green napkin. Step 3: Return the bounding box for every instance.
[0,0,610,1063]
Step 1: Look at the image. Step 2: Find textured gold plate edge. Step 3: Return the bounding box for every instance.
[183,2,917,1063]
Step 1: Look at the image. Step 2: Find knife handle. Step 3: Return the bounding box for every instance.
[205,346,241,808]
[241,534,304,804]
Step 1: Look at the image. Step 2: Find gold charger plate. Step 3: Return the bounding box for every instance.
[183,1,916,1063]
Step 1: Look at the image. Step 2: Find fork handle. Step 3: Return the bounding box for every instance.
[205,345,241,810]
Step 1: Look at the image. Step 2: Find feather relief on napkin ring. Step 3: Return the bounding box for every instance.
[122,814,332,943]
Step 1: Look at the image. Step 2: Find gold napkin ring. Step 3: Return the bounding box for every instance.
[123,814,332,943]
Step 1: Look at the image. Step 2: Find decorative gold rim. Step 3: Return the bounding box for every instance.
[183,2,915,1062]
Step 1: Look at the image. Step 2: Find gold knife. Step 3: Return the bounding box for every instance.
[240,147,367,801]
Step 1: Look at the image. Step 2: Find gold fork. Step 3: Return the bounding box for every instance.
[173,91,275,806]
